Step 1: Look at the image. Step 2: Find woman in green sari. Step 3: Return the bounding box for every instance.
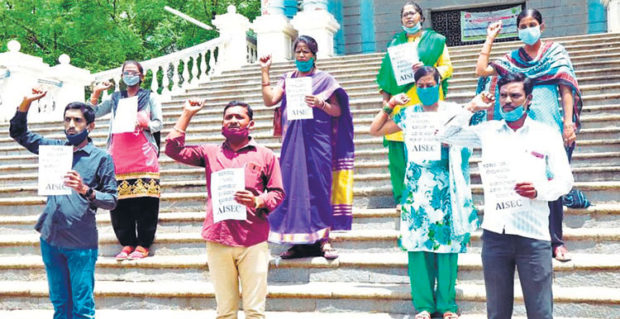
[376,1,453,210]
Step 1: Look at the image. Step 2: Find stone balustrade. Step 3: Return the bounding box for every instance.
[92,36,228,99]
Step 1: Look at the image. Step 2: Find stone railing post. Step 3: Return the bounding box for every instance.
[609,0,620,33]
[253,1,297,62]
[290,0,340,58]
[212,5,251,71]
[0,41,91,123]
[49,54,92,116]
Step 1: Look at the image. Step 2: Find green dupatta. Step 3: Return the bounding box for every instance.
[376,30,449,96]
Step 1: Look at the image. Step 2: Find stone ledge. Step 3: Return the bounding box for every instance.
[0,280,617,304]
[0,252,617,272]
[1,227,619,247]
[2,204,620,227]
[0,310,603,319]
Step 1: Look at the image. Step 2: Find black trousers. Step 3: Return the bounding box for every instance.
[548,143,575,249]
[110,197,159,248]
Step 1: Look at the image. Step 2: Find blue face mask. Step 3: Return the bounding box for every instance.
[295,57,315,73]
[402,22,422,34]
[416,84,440,106]
[65,128,89,146]
[518,26,541,46]
[499,103,527,122]
[122,74,140,87]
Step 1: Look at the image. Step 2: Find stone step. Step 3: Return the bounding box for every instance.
[198,62,620,98]
[0,310,603,319]
[1,149,618,178]
[0,252,616,289]
[1,162,616,195]
[1,111,617,155]
[2,202,618,235]
[203,60,620,95]
[0,166,617,203]
[185,70,620,100]
[4,100,618,140]
[0,279,616,317]
[1,135,617,160]
[0,226,618,256]
[228,39,620,76]
[166,81,620,108]
[218,46,620,80]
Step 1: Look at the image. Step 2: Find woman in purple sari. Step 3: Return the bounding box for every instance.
[259,35,354,260]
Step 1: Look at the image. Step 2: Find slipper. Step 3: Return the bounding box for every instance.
[414,311,431,319]
[321,241,339,260]
[553,245,571,262]
[443,311,459,319]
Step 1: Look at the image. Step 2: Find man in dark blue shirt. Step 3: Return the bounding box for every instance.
[10,88,117,319]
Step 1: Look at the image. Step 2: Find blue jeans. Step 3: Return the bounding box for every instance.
[40,238,98,319]
[481,230,553,319]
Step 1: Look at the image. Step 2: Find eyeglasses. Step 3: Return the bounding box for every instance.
[402,11,419,18]
[122,71,140,76]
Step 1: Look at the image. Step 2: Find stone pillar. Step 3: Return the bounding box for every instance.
[609,0,620,33]
[254,1,297,62]
[261,0,285,15]
[290,0,340,58]
[0,40,52,123]
[302,0,328,11]
[212,5,252,71]
[49,54,92,116]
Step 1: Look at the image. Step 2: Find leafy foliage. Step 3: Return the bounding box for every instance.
[0,0,260,72]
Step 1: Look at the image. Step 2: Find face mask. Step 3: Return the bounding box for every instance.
[295,57,315,73]
[518,26,541,46]
[416,85,440,106]
[65,128,89,146]
[499,103,527,122]
[122,74,140,87]
[222,126,250,144]
[402,22,422,34]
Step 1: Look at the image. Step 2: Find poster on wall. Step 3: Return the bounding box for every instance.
[460,5,521,42]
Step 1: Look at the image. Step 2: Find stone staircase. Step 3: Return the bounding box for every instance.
[0,32,619,318]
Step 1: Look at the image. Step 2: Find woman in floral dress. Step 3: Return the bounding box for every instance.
[370,66,483,319]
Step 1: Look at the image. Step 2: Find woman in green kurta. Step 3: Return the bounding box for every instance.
[370,67,481,319]
[376,1,453,208]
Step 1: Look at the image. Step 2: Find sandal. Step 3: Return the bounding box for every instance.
[414,311,431,319]
[128,246,149,259]
[115,246,134,261]
[321,241,339,260]
[553,245,571,262]
[443,311,459,319]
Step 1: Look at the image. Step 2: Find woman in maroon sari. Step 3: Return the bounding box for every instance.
[260,36,354,259]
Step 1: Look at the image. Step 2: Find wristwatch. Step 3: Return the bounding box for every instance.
[85,187,94,199]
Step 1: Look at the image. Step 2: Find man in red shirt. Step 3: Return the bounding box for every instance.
[165,99,285,319]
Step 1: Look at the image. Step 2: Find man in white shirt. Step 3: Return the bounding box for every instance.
[439,72,573,319]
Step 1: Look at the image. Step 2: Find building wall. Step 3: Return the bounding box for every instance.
[339,0,603,54]
[343,0,363,54]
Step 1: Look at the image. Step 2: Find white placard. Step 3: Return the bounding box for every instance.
[111,96,138,133]
[478,158,531,217]
[404,112,442,163]
[211,167,247,223]
[38,145,73,196]
[285,77,314,120]
[388,42,419,86]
